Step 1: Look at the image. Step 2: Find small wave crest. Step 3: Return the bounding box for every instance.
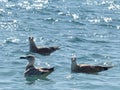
[4,37,20,44]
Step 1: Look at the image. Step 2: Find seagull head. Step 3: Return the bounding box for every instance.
[20,55,35,64]
[71,55,77,63]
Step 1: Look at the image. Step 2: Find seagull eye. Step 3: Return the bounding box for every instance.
[28,56,31,58]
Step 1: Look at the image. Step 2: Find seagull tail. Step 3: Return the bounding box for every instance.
[103,66,113,70]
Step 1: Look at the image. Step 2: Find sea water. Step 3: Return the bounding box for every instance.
[0,0,120,90]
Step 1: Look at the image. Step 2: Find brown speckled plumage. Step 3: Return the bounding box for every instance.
[71,56,112,74]
[20,55,54,77]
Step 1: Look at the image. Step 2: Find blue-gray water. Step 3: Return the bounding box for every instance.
[0,0,120,90]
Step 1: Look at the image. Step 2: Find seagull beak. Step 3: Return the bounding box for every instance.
[20,56,27,59]
[56,46,60,49]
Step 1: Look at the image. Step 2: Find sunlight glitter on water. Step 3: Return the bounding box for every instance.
[0,20,18,31]
[17,0,48,10]
[0,0,8,2]
[0,0,120,90]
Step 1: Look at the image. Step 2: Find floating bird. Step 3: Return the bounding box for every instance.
[71,56,112,74]
[20,55,54,78]
[29,37,60,55]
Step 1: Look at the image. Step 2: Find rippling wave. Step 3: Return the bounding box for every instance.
[0,0,120,90]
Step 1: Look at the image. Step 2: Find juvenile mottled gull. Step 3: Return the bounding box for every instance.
[29,37,60,55]
[20,55,54,77]
[71,56,112,74]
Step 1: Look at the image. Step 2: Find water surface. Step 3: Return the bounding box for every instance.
[0,0,120,90]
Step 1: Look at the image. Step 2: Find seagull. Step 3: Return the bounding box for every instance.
[71,56,112,74]
[29,37,60,55]
[20,55,54,78]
